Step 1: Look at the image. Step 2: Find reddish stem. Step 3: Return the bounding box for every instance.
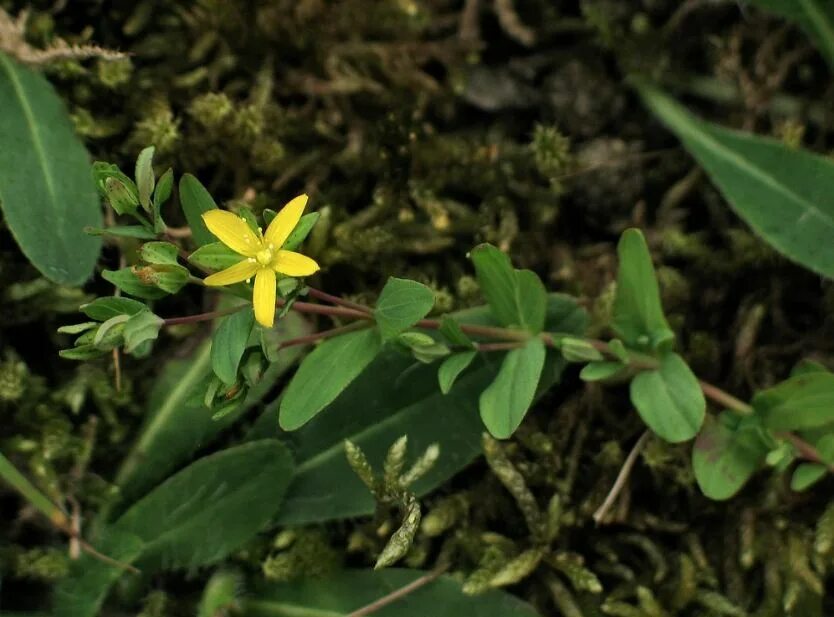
[307,287,373,314]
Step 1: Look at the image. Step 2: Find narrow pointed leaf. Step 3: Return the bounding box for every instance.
[635,81,834,278]
[179,174,218,246]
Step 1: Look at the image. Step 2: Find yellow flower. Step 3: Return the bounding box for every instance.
[202,194,320,328]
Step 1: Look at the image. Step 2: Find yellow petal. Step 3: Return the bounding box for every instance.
[253,267,277,328]
[264,194,307,249]
[202,210,262,257]
[273,250,320,277]
[203,259,259,286]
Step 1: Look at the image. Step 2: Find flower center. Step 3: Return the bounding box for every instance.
[255,247,274,266]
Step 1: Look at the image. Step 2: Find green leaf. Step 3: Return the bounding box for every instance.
[692,414,769,500]
[612,229,674,350]
[282,212,320,251]
[92,162,137,202]
[188,242,245,271]
[147,264,190,294]
[57,322,98,335]
[559,337,605,363]
[244,569,541,617]
[635,80,834,279]
[179,173,218,246]
[123,310,164,355]
[753,372,834,430]
[479,339,546,439]
[102,177,140,216]
[747,0,834,71]
[212,309,255,385]
[580,361,626,382]
[438,315,474,348]
[0,53,102,285]
[93,315,129,349]
[114,440,293,571]
[791,463,827,491]
[260,295,585,525]
[152,168,173,233]
[59,344,108,361]
[630,352,706,443]
[108,313,312,516]
[135,146,155,212]
[140,241,179,265]
[101,267,169,300]
[81,296,147,321]
[85,225,156,240]
[438,351,477,394]
[280,328,384,430]
[470,244,546,333]
[375,278,436,340]
[53,528,144,617]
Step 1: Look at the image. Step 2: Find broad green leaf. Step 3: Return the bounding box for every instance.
[747,0,834,70]
[122,310,164,354]
[791,358,829,377]
[635,81,834,279]
[140,241,179,265]
[580,361,626,382]
[630,352,705,443]
[81,296,146,321]
[470,244,547,333]
[244,569,541,617]
[258,295,585,525]
[188,242,245,270]
[480,338,546,439]
[101,267,168,300]
[280,328,384,430]
[85,225,156,240]
[114,440,293,571]
[753,372,834,430]
[212,308,255,385]
[438,351,477,394]
[107,312,311,517]
[179,173,218,246]
[135,146,155,211]
[692,414,769,500]
[0,53,102,285]
[282,212,320,251]
[612,229,674,350]
[375,278,435,340]
[53,528,144,617]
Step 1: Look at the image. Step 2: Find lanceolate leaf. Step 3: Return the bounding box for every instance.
[260,295,586,524]
[630,352,705,443]
[245,569,541,617]
[635,81,834,279]
[747,0,834,70]
[479,339,546,439]
[279,328,384,431]
[612,228,674,350]
[211,308,255,385]
[114,440,294,571]
[0,53,102,284]
[179,174,218,246]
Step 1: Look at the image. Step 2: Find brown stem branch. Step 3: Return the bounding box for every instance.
[306,287,373,314]
[593,431,650,525]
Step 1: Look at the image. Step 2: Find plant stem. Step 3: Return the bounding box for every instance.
[162,304,244,326]
[0,451,140,573]
[593,431,650,525]
[279,322,371,349]
[307,287,373,314]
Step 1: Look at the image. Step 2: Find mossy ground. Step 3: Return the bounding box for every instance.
[2,0,834,615]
